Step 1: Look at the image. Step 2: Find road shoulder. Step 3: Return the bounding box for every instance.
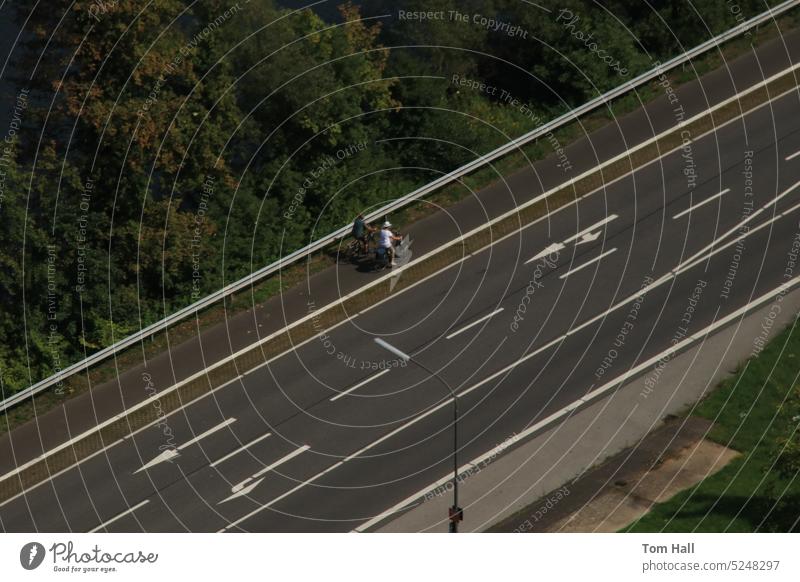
[488,417,738,532]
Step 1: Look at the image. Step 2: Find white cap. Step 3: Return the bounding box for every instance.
[382,221,392,228]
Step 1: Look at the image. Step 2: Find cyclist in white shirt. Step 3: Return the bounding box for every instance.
[378,221,402,266]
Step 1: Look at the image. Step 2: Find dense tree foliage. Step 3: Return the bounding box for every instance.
[0,0,785,391]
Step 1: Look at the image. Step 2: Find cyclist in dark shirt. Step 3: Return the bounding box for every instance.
[352,214,373,255]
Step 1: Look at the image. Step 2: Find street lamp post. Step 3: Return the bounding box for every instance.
[374,338,463,533]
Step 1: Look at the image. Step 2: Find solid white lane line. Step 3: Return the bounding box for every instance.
[678,198,800,276]
[330,370,390,402]
[88,500,149,533]
[786,149,800,161]
[219,445,310,504]
[558,248,617,280]
[134,418,236,473]
[176,418,237,451]
[209,433,272,468]
[353,275,800,532]
[525,215,618,264]
[250,445,310,480]
[672,188,731,219]
[4,69,799,506]
[683,180,800,269]
[446,309,505,340]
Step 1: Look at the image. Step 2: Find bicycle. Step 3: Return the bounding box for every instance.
[341,232,372,263]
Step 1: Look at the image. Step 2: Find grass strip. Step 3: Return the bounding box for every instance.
[623,318,800,533]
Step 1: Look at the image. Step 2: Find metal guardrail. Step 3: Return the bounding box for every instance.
[2,0,798,412]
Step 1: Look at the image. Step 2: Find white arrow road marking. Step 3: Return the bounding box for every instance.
[390,235,414,292]
[525,242,565,264]
[672,188,731,219]
[135,418,236,474]
[134,449,180,473]
[220,478,266,503]
[559,248,617,280]
[562,214,618,244]
[219,445,310,504]
[574,230,601,245]
[526,214,618,263]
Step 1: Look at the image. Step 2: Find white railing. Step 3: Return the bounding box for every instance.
[2,0,797,412]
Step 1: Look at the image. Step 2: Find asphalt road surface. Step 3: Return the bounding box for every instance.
[2,42,800,533]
